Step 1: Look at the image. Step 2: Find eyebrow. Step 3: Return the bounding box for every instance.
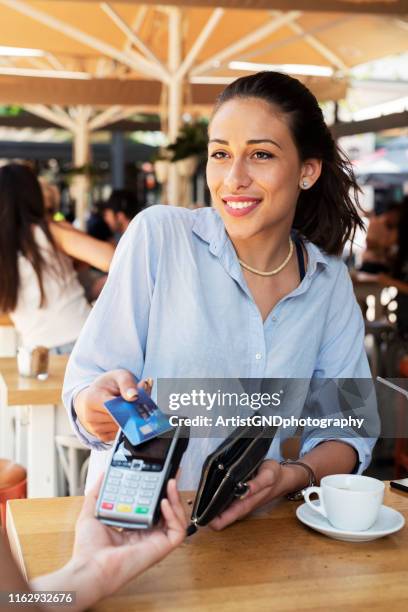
[208,138,282,150]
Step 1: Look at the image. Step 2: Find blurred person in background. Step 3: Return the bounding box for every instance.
[102,189,144,243]
[39,177,62,221]
[0,163,115,354]
[86,199,113,242]
[360,204,400,274]
[378,196,408,339]
[76,200,114,302]
[0,478,186,611]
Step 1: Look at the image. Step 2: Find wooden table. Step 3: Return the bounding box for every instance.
[0,312,16,357]
[0,355,69,498]
[0,313,12,326]
[6,486,408,611]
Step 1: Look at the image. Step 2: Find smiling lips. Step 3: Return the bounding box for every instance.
[222,196,261,217]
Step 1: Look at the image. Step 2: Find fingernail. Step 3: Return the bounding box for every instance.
[125,388,138,400]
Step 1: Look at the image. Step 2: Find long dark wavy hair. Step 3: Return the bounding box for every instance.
[213,71,364,255]
[0,163,63,312]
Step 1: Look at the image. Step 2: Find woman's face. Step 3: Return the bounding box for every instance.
[206,97,321,241]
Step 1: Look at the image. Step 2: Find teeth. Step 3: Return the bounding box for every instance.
[225,201,258,209]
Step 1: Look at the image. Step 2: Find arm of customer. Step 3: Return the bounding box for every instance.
[1,478,186,612]
[49,221,115,272]
[62,211,156,447]
[209,263,379,531]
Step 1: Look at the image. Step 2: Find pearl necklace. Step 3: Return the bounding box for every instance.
[238,237,294,277]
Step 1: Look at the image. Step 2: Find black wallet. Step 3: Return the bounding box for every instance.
[187,422,275,535]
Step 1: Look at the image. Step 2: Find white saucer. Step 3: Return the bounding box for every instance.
[296,502,405,542]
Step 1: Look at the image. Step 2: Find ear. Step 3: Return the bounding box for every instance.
[299,158,322,190]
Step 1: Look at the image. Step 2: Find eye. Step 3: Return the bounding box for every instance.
[209,150,229,160]
[252,151,274,160]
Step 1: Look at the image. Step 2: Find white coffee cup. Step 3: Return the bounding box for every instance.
[303,474,384,531]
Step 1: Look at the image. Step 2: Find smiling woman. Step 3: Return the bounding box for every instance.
[208,72,362,256]
[63,72,378,531]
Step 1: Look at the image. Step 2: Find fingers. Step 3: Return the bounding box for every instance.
[97,428,118,443]
[88,411,118,424]
[115,370,140,400]
[137,378,153,396]
[166,479,187,529]
[209,486,270,531]
[78,472,104,520]
[88,419,118,441]
[209,463,280,531]
[115,370,153,400]
[75,370,154,443]
[87,402,114,415]
[89,416,119,441]
[160,497,186,547]
[246,462,279,496]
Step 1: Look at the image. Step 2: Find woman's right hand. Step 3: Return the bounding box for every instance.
[74,370,152,442]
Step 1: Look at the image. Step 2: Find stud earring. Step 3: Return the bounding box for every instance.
[301,179,309,189]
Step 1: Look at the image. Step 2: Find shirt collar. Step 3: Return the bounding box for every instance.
[192,208,228,256]
[192,206,330,273]
[304,240,329,277]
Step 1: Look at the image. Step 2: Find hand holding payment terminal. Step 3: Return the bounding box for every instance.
[96,426,189,529]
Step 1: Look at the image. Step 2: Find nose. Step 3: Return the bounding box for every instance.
[224,158,252,191]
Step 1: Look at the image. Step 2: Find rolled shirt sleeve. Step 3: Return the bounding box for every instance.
[299,262,379,472]
[62,211,156,449]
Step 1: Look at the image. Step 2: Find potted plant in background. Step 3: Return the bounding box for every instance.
[151,120,208,205]
[152,148,172,184]
[166,120,208,178]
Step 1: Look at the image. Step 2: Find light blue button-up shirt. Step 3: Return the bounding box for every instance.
[63,205,376,491]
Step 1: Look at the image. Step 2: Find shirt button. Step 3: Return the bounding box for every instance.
[255,353,262,360]
[271,316,277,322]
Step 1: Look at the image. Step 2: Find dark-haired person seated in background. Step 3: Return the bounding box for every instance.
[79,192,145,300]
[0,163,115,354]
[0,478,186,611]
[377,196,408,340]
[86,200,114,242]
[102,189,145,243]
[77,200,115,302]
[360,204,400,275]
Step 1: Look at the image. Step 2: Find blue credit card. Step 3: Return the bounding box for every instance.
[104,388,173,446]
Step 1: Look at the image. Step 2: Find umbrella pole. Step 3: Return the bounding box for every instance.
[72,106,91,229]
[167,7,182,206]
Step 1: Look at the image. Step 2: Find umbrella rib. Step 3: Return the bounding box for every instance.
[282,18,348,71]
[100,2,169,80]
[190,11,301,77]
[221,15,354,73]
[51,105,73,122]
[88,105,123,131]
[45,53,66,71]
[176,8,225,79]
[24,104,75,131]
[124,5,149,54]
[90,106,144,131]
[0,0,169,84]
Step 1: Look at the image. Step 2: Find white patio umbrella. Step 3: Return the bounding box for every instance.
[0,0,406,218]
